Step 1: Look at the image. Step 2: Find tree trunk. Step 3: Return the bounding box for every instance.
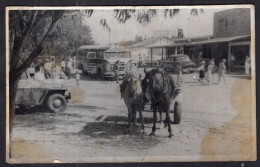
[9,75,19,133]
[9,10,65,131]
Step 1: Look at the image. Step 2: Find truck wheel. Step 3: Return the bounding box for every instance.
[47,94,67,113]
[173,101,182,124]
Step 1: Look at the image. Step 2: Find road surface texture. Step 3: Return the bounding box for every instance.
[9,69,256,163]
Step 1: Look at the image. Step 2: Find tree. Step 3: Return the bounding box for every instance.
[52,14,95,58]
[9,8,203,130]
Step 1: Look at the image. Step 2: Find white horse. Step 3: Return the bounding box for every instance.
[120,72,144,133]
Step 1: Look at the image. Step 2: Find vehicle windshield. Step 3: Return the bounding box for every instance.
[105,52,131,59]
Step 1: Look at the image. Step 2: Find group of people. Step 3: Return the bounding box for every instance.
[33,58,74,80]
[197,59,226,85]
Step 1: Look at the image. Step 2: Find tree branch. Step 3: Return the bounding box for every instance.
[12,11,65,80]
[10,11,38,71]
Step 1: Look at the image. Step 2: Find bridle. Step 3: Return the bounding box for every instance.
[143,72,168,104]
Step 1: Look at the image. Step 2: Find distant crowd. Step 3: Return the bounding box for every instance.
[31,58,74,80]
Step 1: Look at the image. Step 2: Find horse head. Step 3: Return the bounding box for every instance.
[120,73,142,99]
[142,69,169,103]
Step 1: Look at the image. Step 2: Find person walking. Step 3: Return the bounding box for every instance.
[207,61,214,85]
[197,61,206,82]
[75,71,81,86]
[218,59,226,84]
[43,59,52,79]
[245,55,251,75]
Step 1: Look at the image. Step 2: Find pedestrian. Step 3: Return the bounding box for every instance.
[230,53,235,72]
[50,58,56,79]
[197,61,206,82]
[43,59,52,79]
[61,58,66,73]
[75,71,81,86]
[207,61,214,85]
[34,65,45,80]
[218,59,226,84]
[245,55,251,75]
[176,62,183,87]
[64,62,71,79]
[114,60,120,83]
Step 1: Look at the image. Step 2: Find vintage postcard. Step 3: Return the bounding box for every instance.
[6,5,256,163]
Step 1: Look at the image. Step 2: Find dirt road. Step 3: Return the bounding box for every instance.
[9,71,256,163]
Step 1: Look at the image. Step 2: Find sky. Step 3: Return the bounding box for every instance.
[82,8,226,44]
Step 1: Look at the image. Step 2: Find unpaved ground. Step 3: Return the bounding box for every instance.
[9,71,256,163]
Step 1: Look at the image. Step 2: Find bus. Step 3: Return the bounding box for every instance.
[76,45,132,79]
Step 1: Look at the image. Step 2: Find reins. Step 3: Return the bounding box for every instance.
[145,71,169,104]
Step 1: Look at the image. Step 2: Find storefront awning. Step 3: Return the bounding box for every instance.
[145,35,250,48]
[188,35,250,45]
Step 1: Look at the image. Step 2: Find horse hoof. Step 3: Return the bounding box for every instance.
[150,132,155,136]
[168,134,173,138]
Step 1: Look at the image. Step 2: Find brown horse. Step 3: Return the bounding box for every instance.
[142,69,177,138]
[120,73,145,133]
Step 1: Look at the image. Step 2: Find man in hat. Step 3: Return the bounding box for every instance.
[218,59,226,84]
[43,58,52,79]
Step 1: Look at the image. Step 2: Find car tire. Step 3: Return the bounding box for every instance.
[47,94,67,113]
[173,101,182,124]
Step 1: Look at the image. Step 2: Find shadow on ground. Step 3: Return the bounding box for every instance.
[78,121,161,149]
[67,104,108,111]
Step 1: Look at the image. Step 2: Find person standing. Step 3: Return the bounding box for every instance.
[43,59,52,79]
[207,61,214,85]
[176,62,183,86]
[218,59,226,84]
[245,55,251,75]
[50,58,56,79]
[114,60,120,83]
[34,65,45,80]
[75,71,81,86]
[197,61,206,82]
[61,58,66,73]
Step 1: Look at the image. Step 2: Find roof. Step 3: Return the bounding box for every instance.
[78,45,112,51]
[146,35,250,48]
[105,46,130,52]
[130,36,172,48]
[188,35,250,45]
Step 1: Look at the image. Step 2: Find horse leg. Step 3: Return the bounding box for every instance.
[132,106,137,126]
[125,107,132,134]
[150,105,157,136]
[165,105,173,138]
[158,107,163,129]
[138,107,145,134]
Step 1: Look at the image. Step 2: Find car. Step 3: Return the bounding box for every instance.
[15,69,71,113]
[160,54,196,73]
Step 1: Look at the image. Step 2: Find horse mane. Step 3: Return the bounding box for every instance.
[120,72,141,99]
[146,69,176,98]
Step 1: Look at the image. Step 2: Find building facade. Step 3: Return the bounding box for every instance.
[213,8,250,38]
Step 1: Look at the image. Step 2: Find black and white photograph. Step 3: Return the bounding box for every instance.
[6,6,256,163]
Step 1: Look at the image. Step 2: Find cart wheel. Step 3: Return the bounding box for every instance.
[173,101,182,124]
